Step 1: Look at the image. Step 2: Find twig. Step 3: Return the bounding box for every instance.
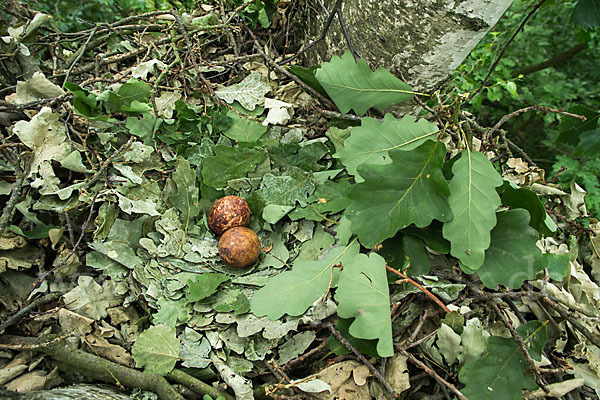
[386,265,451,313]
[403,331,438,350]
[33,190,100,291]
[336,7,360,60]
[0,94,71,111]
[485,105,586,142]
[422,358,451,400]
[325,322,397,397]
[0,292,63,332]
[0,143,26,149]
[279,0,343,65]
[466,0,547,103]
[282,339,328,370]
[396,347,468,400]
[0,164,26,238]
[85,136,134,190]
[540,296,600,348]
[314,106,363,121]
[501,132,536,166]
[171,11,223,106]
[246,28,337,110]
[489,301,547,390]
[63,25,99,87]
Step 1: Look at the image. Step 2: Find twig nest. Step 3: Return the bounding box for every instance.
[218,227,261,268]
[208,196,250,235]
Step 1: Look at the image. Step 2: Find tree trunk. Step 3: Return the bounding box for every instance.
[306,0,514,92]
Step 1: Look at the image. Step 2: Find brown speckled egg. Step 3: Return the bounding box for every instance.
[218,227,261,268]
[208,196,250,235]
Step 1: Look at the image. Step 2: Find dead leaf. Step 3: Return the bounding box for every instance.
[315,360,371,400]
[85,333,135,368]
[58,308,94,336]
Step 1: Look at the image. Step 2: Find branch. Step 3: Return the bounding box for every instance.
[512,43,587,77]
[489,301,547,390]
[467,0,547,103]
[485,105,586,142]
[167,369,234,400]
[0,335,185,400]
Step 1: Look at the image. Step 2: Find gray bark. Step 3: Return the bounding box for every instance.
[306,0,514,92]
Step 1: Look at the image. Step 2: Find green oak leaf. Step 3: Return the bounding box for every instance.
[215,72,270,111]
[126,113,161,145]
[475,209,545,289]
[201,145,267,189]
[179,328,211,368]
[402,221,450,254]
[117,78,152,106]
[288,65,328,98]
[251,240,359,320]
[544,253,570,281]
[223,110,267,142]
[443,150,503,269]
[346,141,452,248]
[436,323,462,365]
[501,182,556,236]
[327,318,380,358]
[457,318,489,366]
[459,322,546,400]
[315,51,413,115]
[186,273,229,302]
[403,234,430,276]
[132,325,179,375]
[168,157,199,231]
[516,321,547,362]
[335,252,393,357]
[335,114,439,182]
[64,82,103,119]
[213,288,251,314]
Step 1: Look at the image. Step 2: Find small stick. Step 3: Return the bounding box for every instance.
[540,296,600,348]
[397,347,468,400]
[386,265,451,313]
[280,0,343,65]
[485,105,586,142]
[283,339,328,370]
[325,322,397,397]
[336,8,360,60]
[63,25,99,87]
[0,292,63,332]
[33,190,100,291]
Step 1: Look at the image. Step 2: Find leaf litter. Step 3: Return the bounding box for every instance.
[0,4,598,400]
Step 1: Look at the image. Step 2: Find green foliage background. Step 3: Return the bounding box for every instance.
[451,0,600,216]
